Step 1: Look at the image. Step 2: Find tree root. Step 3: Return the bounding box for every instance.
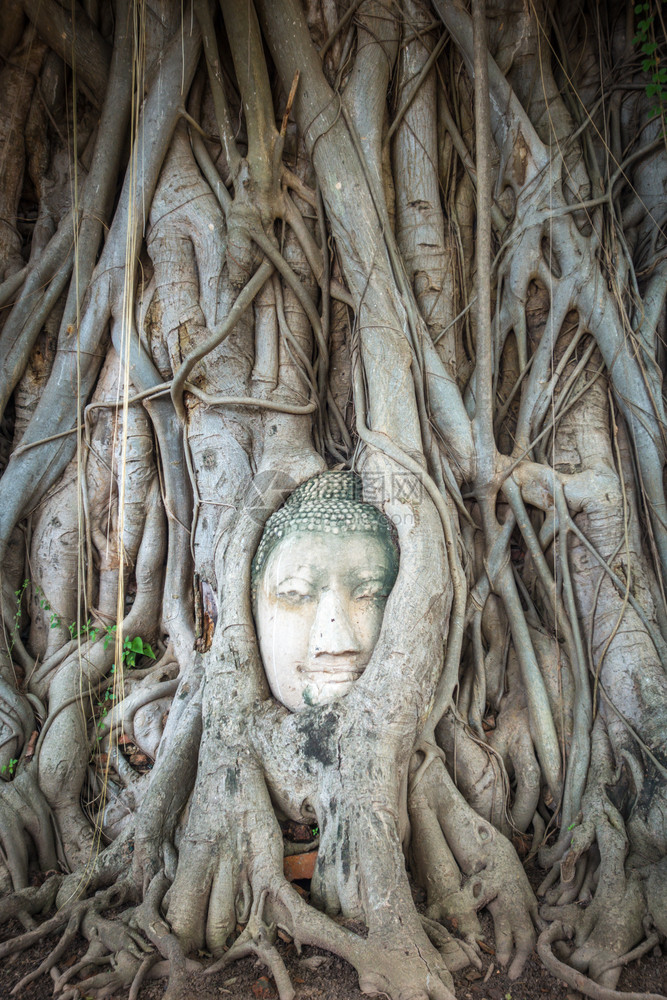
[594,933,662,977]
[4,871,203,999]
[206,891,294,1000]
[10,911,82,995]
[128,952,162,1000]
[421,914,483,973]
[52,945,113,993]
[537,922,667,1000]
[0,880,132,965]
[409,752,540,977]
[0,873,63,925]
[125,871,202,1000]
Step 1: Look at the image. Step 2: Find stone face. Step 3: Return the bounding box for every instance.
[255,528,396,711]
[253,472,399,712]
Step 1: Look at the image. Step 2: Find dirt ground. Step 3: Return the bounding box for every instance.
[2,866,665,1000]
[2,919,665,1000]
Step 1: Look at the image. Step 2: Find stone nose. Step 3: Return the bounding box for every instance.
[310,587,361,657]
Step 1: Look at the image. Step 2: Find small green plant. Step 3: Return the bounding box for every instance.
[121,635,156,668]
[33,583,62,630]
[94,633,156,740]
[9,584,155,743]
[1,757,19,777]
[9,579,29,651]
[634,2,667,124]
[96,686,118,733]
[103,626,156,667]
[14,586,156,669]
[68,618,101,641]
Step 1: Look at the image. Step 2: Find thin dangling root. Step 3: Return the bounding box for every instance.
[537,922,667,1000]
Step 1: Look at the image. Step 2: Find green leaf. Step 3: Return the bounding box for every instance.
[643,40,658,55]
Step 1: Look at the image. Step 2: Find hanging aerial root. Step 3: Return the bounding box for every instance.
[537,923,667,1000]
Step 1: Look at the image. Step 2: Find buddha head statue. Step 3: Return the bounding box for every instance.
[251,471,399,712]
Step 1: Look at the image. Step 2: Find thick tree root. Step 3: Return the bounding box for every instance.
[421,914,483,973]
[537,922,667,1000]
[10,911,81,995]
[409,752,539,977]
[206,892,295,1000]
[0,874,63,925]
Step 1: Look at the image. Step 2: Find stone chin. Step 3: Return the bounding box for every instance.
[297,663,367,710]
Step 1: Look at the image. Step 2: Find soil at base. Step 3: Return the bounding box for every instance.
[2,863,665,1000]
[1,916,665,1000]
